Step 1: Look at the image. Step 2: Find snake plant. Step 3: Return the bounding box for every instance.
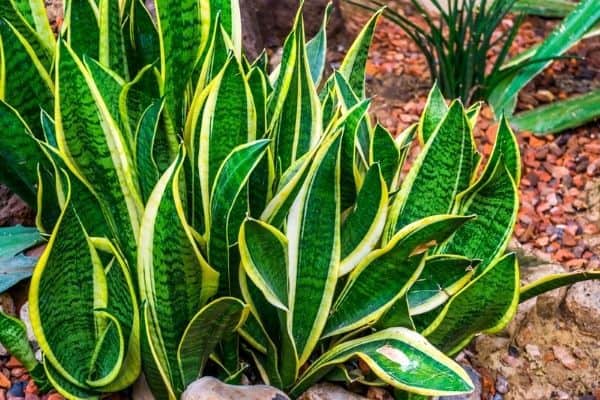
[0,0,597,399]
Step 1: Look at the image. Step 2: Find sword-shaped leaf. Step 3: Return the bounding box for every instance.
[199,0,242,58]
[199,57,257,222]
[339,164,388,276]
[56,41,141,265]
[324,215,472,338]
[268,11,321,172]
[287,131,342,365]
[0,312,50,390]
[0,0,51,62]
[178,297,248,387]
[239,219,288,310]
[441,161,519,273]
[423,253,519,355]
[0,19,53,134]
[520,270,600,303]
[29,182,114,387]
[370,123,401,190]
[208,140,270,294]
[136,99,165,203]
[63,0,99,60]
[418,83,447,145]
[488,0,600,115]
[338,9,382,98]
[0,101,45,206]
[385,101,475,242]
[290,328,474,398]
[155,0,201,131]
[139,151,218,397]
[9,0,53,50]
[306,3,332,86]
[127,0,159,74]
[511,89,600,136]
[407,255,477,316]
[99,0,128,78]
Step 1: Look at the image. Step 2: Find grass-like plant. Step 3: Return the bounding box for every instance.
[0,0,599,399]
[351,0,600,134]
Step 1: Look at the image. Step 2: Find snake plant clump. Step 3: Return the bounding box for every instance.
[0,0,597,399]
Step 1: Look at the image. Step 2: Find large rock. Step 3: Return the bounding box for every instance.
[299,383,366,400]
[564,280,600,336]
[181,377,289,400]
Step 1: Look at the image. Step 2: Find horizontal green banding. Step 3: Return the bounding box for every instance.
[56,42,140,265]
[156,0,201,131]
[408,255,476,316]
[239,219,289,310]
[0,19,53,134]
[370,124,401,189]
[424,253,519,355]
[208,140,270,295]
[177,297,247,387]
[0,101,44,206]
[418,83,448,145]
[139,151,218,396]
[442,161,518,272]
[288,131,342,365]
[324,254,425,338]
[29,190,108,386]
[339,164,388,276]
[269,15,321,173]
[389,101,475,236]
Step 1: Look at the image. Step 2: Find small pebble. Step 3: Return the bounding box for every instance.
[495,375,509,394]
[7,382,25,398]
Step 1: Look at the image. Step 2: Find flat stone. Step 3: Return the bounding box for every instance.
[299,383,366,400]
[181,377,289,400]
[564,281,600,337]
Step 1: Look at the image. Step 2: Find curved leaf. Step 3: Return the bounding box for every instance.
[417,83,448,146]
[324,214,472,338]
[520,270,600,302]
[423,253,519,355]
[385,101,476,241]
[407,255,477,316]
[0,19,53,134]
[338,9,382,98]
[286,131,342,365]
[339,164,388,276]
[207,140,270,295]
[290,328,474,398]
[138,150,219,397]
[268,11,322,172]
[178,297,248,387]
[239,219,288,310]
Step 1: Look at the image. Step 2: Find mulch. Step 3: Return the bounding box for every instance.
[338,3,600,270]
